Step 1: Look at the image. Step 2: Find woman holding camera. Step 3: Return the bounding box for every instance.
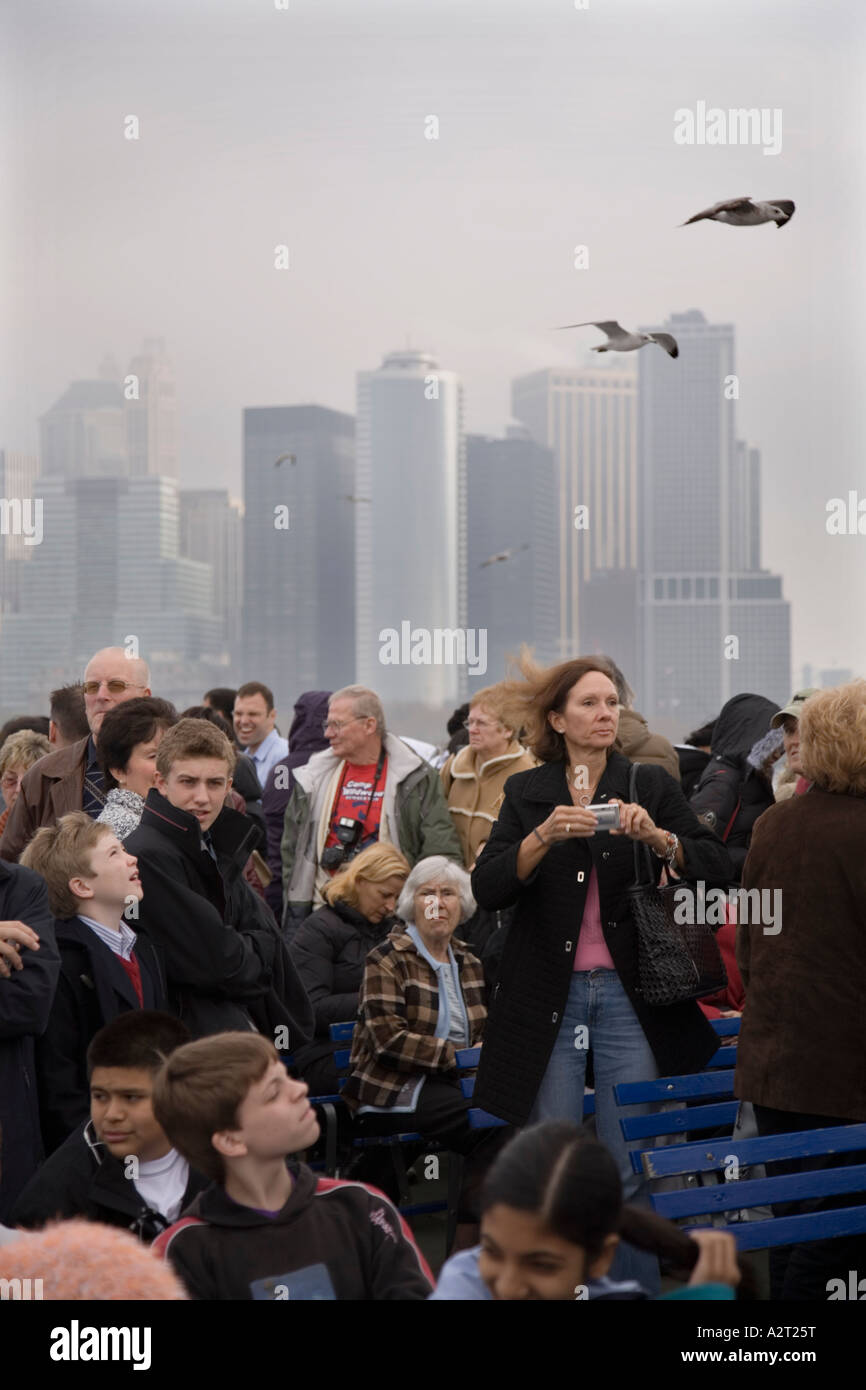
[471,656,733,1288]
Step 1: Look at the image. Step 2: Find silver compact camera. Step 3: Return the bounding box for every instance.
[587,802,621,832]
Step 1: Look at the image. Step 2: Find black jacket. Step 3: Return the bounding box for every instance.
[0,860,60,1222]
[689,694,779,881]
[124,789,313,1045]
[154,1160,433,1300]
[289,901,391,1090]
[35,916,166,1155]
[471,752,734,1126]
[12,1119,208,1243]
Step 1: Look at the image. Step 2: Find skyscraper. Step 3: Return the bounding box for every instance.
[466,425,558,681]
[180,489,243,654]
[0,450,39,614]
[636,309,790,730]
[125,338,177,478]
[355,350,465,705]
[511,361,637,657]
[0,474,221,709]
[242,404,355,713]
[39,381,126,478]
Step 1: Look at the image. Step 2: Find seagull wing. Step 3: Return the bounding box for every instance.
[557,320,626,339]
[649,333,679,358]
[682,197,754,225]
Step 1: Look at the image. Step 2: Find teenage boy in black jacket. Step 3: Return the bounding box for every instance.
[13,1011,208,1241]
[153,1031,433,1300]
[124,718,313,1045]
[21,812,165,1153]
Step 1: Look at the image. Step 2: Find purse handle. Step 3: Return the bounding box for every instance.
[628,761,658,888]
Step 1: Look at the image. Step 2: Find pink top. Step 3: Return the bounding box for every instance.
[573,867,616,971]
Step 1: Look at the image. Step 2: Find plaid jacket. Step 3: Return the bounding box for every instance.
[342,928,487,1111]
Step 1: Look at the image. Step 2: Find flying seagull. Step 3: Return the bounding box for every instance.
[556,321,679,358]
[480,543,531,569]
[681,197,795,229]
[274,453,297,467]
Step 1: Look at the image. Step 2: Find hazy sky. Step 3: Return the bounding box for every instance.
[2,0,864,681]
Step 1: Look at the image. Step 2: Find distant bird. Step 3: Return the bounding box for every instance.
[681,196,795,229]
[274,453,297,467]
[480,543,530,569]
[557,321,679,358]
[341,494,371,503]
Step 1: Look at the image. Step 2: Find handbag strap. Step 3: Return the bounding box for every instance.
[628,762,657,888]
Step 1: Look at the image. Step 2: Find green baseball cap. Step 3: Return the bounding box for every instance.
[770,688,820,729]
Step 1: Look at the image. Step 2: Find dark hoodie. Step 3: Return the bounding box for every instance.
[688,693,780,881]
[154,1161,433,1300]
[12,1119,208,1243]
[262,691,332,916]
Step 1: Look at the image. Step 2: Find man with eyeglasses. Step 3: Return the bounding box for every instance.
[0,648,151,863]
[280,684,462,936]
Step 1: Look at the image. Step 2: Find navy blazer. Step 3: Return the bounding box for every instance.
[35,916,166,1155]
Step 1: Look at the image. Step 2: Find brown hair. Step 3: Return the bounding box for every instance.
[322,841,410,910]
[799,681,866,795]
[152,1032,278,1183]
[155,717,236,779]
[499,648,619,763]
[235,681,275,712]
[20,811,112,918]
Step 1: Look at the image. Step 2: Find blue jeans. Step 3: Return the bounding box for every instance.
[530,969,662,1294]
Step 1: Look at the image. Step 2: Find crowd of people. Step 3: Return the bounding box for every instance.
[0,641,863,1302]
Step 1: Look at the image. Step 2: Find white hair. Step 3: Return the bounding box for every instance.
[396,855,475,926]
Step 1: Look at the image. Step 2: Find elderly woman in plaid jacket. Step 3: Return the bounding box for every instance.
[343,856,502,1216]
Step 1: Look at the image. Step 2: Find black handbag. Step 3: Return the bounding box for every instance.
[625,763,727,1006]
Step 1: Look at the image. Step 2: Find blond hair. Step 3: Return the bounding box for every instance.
[0,728,51,778]
[799,681,866,795]
[468,683,520,736]
[20,811,112,918]
[322,841,410,909]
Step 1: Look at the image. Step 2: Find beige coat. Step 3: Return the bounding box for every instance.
[440,740,536,867]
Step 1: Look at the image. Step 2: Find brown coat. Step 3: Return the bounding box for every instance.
[735,787,866,1121]
[0,737,88,863]
[616,708,681,783]
[440,740,537,867]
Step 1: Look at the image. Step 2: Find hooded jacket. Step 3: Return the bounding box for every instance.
[12,1120,208,1243]
[440,739,537,867]
[0,860,60,1221]
[35,916,166,1154]
[281,733,462,930]
[616,709,681,783]
[124,789,313,1044]
[262,691,332,917]
[154,1161,434,1300]
[688,694,780,880]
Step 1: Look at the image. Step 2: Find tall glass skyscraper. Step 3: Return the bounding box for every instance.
[355,350,465,705]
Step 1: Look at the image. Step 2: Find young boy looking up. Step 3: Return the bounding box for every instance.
[152,1032,433,1300]
[21,812,165,1152]
[12,1010,208,1242]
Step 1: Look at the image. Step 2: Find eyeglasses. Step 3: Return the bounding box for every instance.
[322,717,369,735]
[463,718,502,731]
[83,679,146,696]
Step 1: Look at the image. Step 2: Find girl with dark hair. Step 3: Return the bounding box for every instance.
[432,1122,742,1301]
